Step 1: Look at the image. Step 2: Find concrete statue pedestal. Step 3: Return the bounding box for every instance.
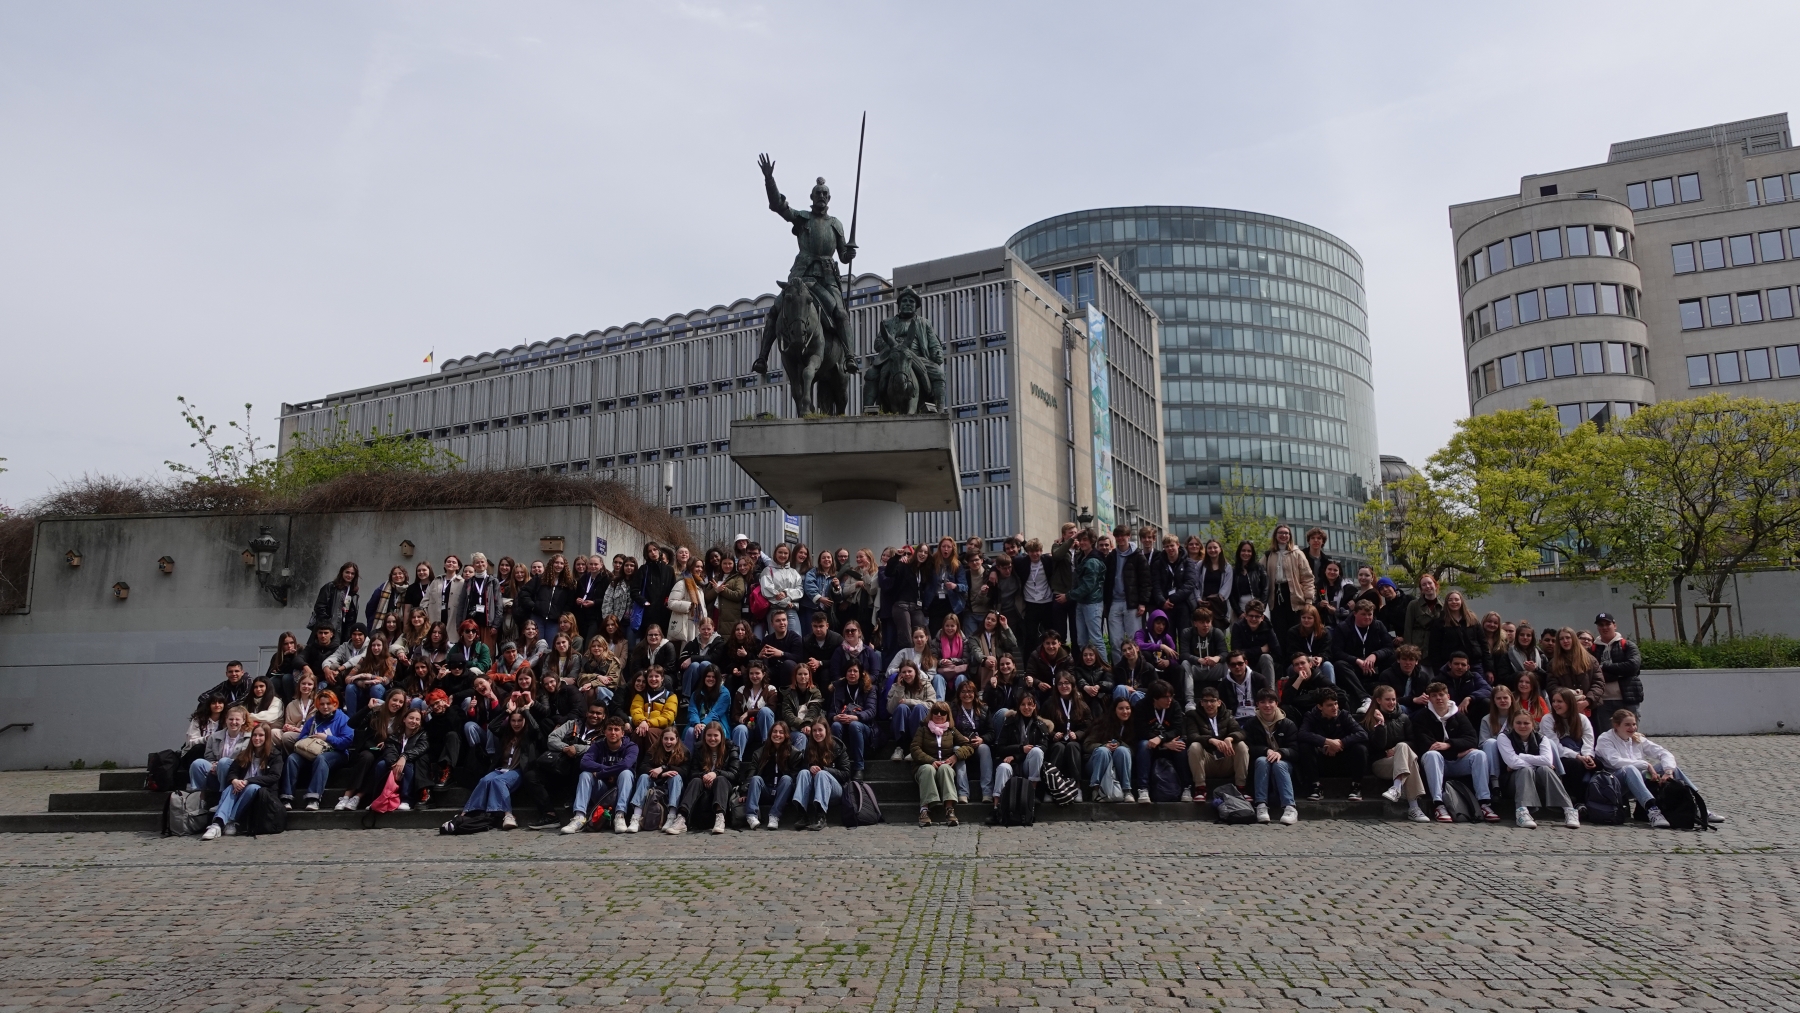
[729,414,960,551]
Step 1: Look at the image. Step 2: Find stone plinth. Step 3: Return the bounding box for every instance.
[729,414,960,550]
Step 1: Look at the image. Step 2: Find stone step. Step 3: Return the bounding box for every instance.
[48,791,167,813]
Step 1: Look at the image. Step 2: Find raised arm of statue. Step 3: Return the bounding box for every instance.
[758,153,796,222]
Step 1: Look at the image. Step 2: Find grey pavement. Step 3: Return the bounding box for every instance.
[1,736,1798,1011]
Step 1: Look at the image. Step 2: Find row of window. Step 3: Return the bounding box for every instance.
[1671,229,1798,274]
[1554,402,1639,432]
[1686,345,1800,387]
[1626,173,1703,211]
[1746,174,1798,206]
[1471,341,1651,399]
[1678,288,1797,329]
[1465,283,1641,344]
[1461,225,1632,289]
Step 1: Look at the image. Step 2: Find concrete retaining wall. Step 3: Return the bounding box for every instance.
[1637,668,1800,736]
[0,505,654,769]
[1465,568,1800,641]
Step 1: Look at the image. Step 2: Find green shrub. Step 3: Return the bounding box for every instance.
[1639,634,1800,669]
[1639,640,1700,670]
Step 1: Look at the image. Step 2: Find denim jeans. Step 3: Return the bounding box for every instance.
[834,719,872,769]
[1105,602,1140,663]
[1075,602,1104,654]
[731,707,776,756]
[793,768,841,812]
[1132,742,1193,790]
[188,757,226,791]
[282,749,344,800]
[343,681,387,716]
[214,782,261,823]
[1086,744,1132,791]
[462,721,495,756]
[1613,764,1694,806]
[573,769,634,816]
[991,746,1044,799]
[747,773,796,820]
[631,771,682,816]
[465,768,521,812]
[1480,739,1504,787]
[891,702,930,746]
[1252,756,1295,807]
[1113,685,1146,705]
[1420,747,1491,802]
[680,661,714,698]
[955,743,993,799]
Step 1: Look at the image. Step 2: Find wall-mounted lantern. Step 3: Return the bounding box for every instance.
[399,540,415,558]
[65,549,82,568]
[539,536,565,553]
[247,526,291,605]
[111,582,130,600]
[157,556,175,575]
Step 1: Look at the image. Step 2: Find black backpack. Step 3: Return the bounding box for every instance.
[727,784,749,829]
[145,749,186,793]
[1582,770,1629,825]
[1441,779,1480,823]
[439,810,493,835]
[1209,783,1257,824]
[998,772,1036,826]
[241,788,287,836]
[587,786,620,828]
[842,779,883,827]
[639,788,669,832]
[1042,766,1081,806]
[1148,757,1183,803]
[1654,778,1712,831]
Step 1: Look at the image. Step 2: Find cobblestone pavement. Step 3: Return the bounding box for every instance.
[1,737,1797,1012]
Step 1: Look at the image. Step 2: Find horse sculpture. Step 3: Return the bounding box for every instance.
[773,277,849,416]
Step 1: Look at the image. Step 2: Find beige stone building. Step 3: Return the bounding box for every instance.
[1450,113,1800,427]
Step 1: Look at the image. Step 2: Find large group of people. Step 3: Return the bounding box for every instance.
[172,521,1717,839]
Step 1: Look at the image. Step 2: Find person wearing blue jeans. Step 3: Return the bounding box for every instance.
[992,693,1052,802]
[792,720,850,830]
[563,717,639,833]
[281,691,353,810]
[743,720,799,829]
[827,661,879,777]
[199,725,284,840]
[189,709,250,791]
[1410,681,1500,823]
[1595,709,1720,829]
[949,679,992,802]
[1129,683,1189,802]
[1242,690,1300,824]
[729,663,779,757]
[886,661,936,762]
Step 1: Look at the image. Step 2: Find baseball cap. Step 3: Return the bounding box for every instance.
[1594,612,1616,624]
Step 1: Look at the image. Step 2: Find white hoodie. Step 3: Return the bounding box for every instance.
[1595,729,1676,774]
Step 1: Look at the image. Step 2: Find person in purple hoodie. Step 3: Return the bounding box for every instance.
[1132,610,1184,706]
[564,716,639,834]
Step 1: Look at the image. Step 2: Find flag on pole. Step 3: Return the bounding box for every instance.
[423,350,434,364]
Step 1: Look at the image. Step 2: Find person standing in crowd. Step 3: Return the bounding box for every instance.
[1590,613,1643,726]
[365,566,411,633]
[1262,526,1312,636]
[1015,539,1055,654]
[1374,577,1410,642]
[1104,525,1150,662]
[311,563,362,643]
[1403,574,1442,654]
[635,543,677,643]
[759,543,804,634]
[1068,530,1106,656]
[1228,541,1263,618]
[422,556,464,633]
[1428,591,1486,673]
[1149,535,1198,636]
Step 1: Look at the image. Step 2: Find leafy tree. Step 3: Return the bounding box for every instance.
[166,397,458,494]
[165,398,273,485]
[1198,470,1274,558]
[1358,471,1496,592]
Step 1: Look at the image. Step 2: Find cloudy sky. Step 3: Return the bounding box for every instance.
[2,1,1795,508]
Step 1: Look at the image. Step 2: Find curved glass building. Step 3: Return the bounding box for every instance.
[1009,207,1378,553]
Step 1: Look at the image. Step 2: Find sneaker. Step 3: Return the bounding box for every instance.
[417,789,432,810]
[1563,808,1581,828]
[745,814,762,831]
[1255,803,1270,824]
[528,814,563,831]
[944,800,958,827]
[891,747,905,761]
[626,813,641,833]
[434,765,451,789]
[766,816,779,831]
[1347,789,1363,802]
[1279,805,1298,825]
[1136,789,1151,804]
[958,793,969,804]
[1407,803,1430,823]
[1707,811,1726,824]
[561,814,588,835]
[1381,784,1404,804]
[1305,787,1323,801]
[614,812,628,833]
[808,811,827,831]
[281,796,294,810]
[200,823,222,841]
[304,798,321,811]
[222,822,238,836]
[501,812,517,830]
[919,807,934,828]
[333,795,356,811]
[1180,788,1195,803]
[1515,807,1537,829]
[1648,806,1671,829]
[396,802,412,812]
[712,813,727,835]
[1433,803,1453,823]
[1479,803,1501,823]
[664,814,687,835]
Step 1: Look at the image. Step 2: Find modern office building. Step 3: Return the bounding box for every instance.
[1010,207,1378,553]
[1451,113,1800,428]
[279,249,1164,550]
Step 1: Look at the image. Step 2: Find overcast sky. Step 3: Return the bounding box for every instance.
[3,1,1796,509]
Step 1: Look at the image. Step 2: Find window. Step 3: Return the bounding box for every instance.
[1717,352,1742,384]
[1687,355,1713,386]
[1493,295,1515,329]
[1517,289,1541,323]
[1777,345,1800,378]
[1679,300,1704,329]
[1770,288,1795,319]
[1596,227,1616,257]
[1470,369,1483,399]
[1708,295,1734,326]
[1678,173,1702,202]
[1499,354,1521,387]
[1760,231,1786,261]
[1607,342,1628,374]
[1573,283,1598,314]
[1477,304,1493,336]
[1580,342,1604,374]
[1551,344,1577,377]
[1730,234,1756,266]
[1747,180,1760,205]
[1738,292,1763,323]
[1511,234,1534,267]
[1600,284,1621,315]
[1764,176,1787,203]
[1747,348,1772,381]
[1538,228,1562,259]
[1472,248,1489,281]
[1630,344,1646,376]
[1482,361,1498,394]
[1464,314,1475,345]
[1488,240,1509,272]
[1626,182,1649,210]
[1557,404,1584,431]
[1544,286,1569,317]
[1651,177,1676,206]
[1539,184,1559,197]
[1672,243,1696,273]
[1566,227,1590,256]
[1523,347,1548,381]
[1625,287,1639,316]
[1699,239,1725,270]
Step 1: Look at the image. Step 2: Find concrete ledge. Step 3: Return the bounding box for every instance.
[1639,668,1800,735]
[729,415,960,512]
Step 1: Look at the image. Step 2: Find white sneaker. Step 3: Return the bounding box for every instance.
[304,798,321,811]
[746,814,762,830]
[1279,805,1298,825]
[766,816,780,830]
[200,823,222,841]
[1648,807,1670,829]
[561,814,587,835]
[334,795,356,811]
[501,812,517,830]
[1180,788,1195,803]
[1255,803,1270,824]
[712,813,727,835]
[625,813,641,833]
[1407,803,1430,823]
[1136,789,1151,804]
[891,747,905,761]
[613,812,628,833]
[1516,807,1537,829]
[1381,784,1404,804]
[665,814,687,835]
[1562,808,1581,828]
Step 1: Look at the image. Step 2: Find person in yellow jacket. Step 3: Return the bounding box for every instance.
[629,665,681,746]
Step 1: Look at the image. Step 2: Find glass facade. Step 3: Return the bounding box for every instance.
[1009,207,1378,551]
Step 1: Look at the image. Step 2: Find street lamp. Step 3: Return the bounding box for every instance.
[247,526,290,605]
[1076,506,1095,528]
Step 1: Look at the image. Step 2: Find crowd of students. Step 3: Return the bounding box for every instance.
[172,522,1715,839]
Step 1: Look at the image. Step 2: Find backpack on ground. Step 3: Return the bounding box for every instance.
[998,772,1036,826]
[727,784,750,829]
[1042,765,1081,806]
[1096,763,1125,802]
[1441,779,1480,823]
[842,779,884,827]
[1209,783,1257,825]
[145,749,185,793]
[587,786,620,829]
[1148,757,1183,803]
[1582,770,1629,825]
[639,788,669,831]
[439,810,493,835]
[241,788,287,836]
[162,789,210,837]
[1654,777,1712,831]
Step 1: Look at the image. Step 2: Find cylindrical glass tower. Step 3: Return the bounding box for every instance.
[1010,206,1377,553]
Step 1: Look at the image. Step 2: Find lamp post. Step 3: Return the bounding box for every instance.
[247,526,291,605]
[1076,506,1095,530]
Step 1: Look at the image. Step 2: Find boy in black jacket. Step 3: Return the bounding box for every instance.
[1241,690,1299,824]
[1179,609,1228,710]
[1407,681,1498,823]
[1295,692,1370,801]
[1129,680,1191,802]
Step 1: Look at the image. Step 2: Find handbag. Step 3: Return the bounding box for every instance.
[628,603,646,632]
[748,585,771,622]
[291,736,327,760]
[369,771,402,814]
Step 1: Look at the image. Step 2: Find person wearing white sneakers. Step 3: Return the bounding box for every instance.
[1361,684,1428,823]
[673,721,741,835]
[460,708,540,831]
[1496,710,1580,828]
[1595,709,1721,828]
[744,720,800,830]
[1241,690,1299,824]
[563,716,639,834]
[200,723,283,840]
